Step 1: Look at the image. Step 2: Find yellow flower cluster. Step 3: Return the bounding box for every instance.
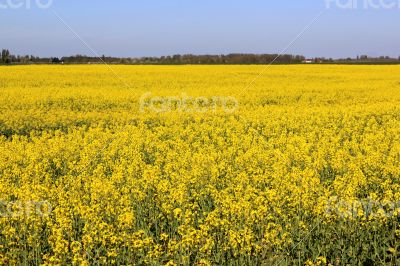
[0,65,400,265]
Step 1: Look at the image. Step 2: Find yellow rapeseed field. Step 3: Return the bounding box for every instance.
[1,65,400,265]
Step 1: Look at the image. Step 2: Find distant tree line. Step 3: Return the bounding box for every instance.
[333,55,400,64]
[1,49,400,65]
[0,50,306,65]
[60,53,307,65]
[1,49,51,64]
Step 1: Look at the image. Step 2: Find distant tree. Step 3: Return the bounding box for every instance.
[1,49,10,64]
[52,57,61,64]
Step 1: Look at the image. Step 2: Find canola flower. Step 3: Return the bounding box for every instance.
[0,65,400,265]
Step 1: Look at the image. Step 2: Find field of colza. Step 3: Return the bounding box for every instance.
[1,65,400,265]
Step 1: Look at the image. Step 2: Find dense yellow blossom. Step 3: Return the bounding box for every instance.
[0,65,400,264]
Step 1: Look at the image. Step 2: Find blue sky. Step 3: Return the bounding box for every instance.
[0,0,399,58]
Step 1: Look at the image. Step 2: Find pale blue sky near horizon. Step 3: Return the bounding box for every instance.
[0,0,399,58]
